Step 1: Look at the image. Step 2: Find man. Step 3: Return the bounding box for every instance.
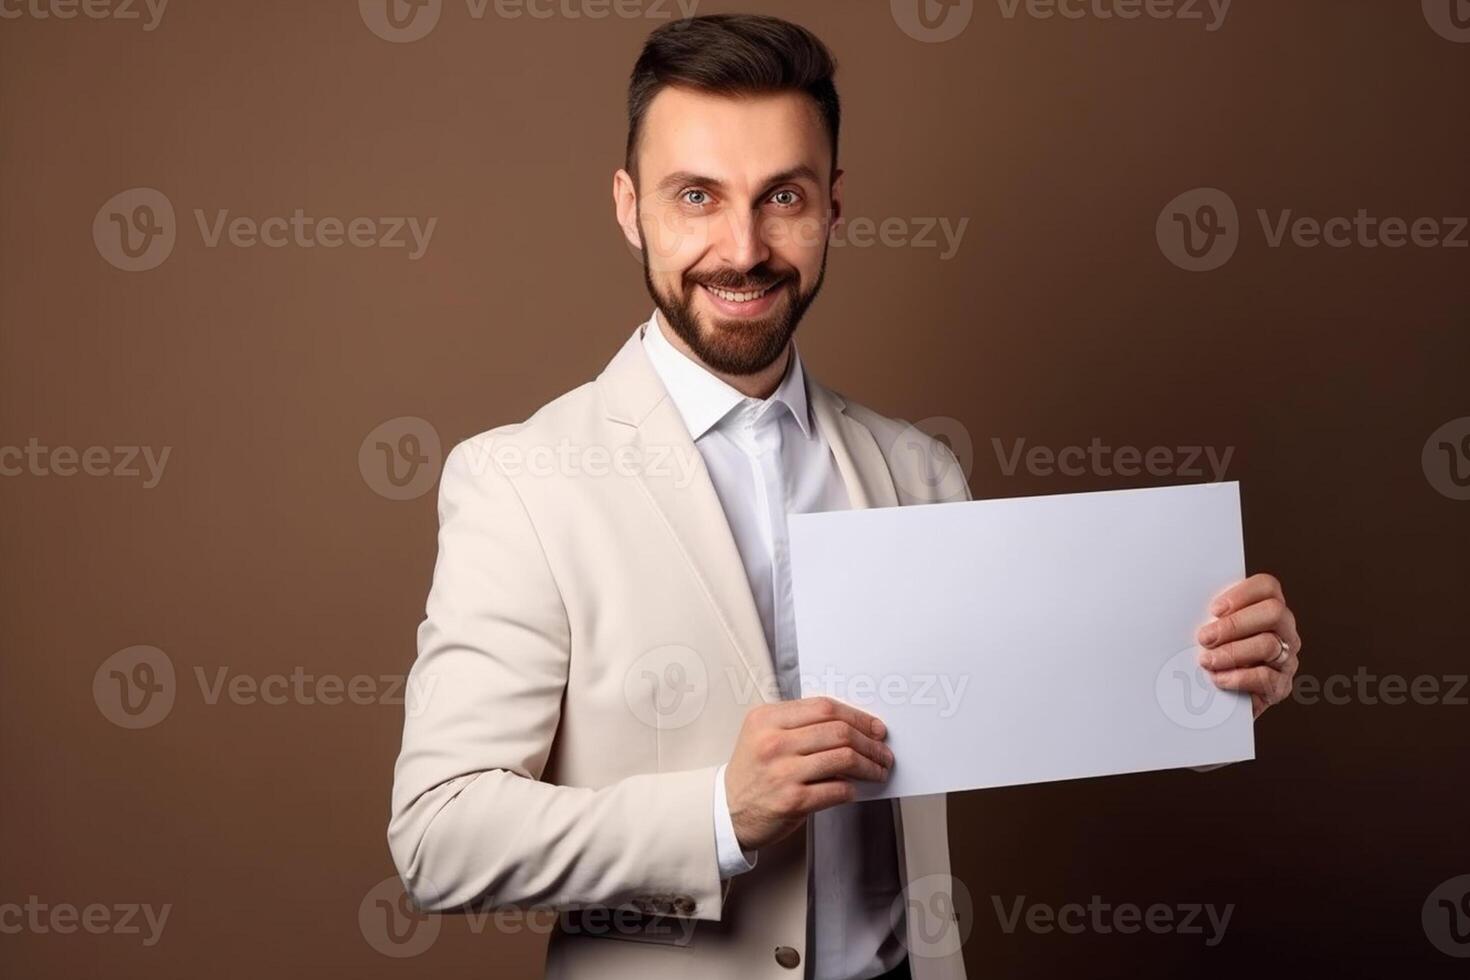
[388,14,1302,980]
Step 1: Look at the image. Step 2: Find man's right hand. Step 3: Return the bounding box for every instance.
[723,696,894,852]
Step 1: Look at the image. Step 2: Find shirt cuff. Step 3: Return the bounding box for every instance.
[712,763,758,879]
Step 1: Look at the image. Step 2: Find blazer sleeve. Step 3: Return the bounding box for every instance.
[387,438,725,920]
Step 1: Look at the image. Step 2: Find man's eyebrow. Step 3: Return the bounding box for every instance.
[654,165,824,197]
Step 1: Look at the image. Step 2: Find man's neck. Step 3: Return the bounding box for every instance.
[654,310,790,401]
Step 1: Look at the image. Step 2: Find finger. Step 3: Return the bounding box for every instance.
[789,719,894,769]
[799,780,858,813]
[1279,611,1302,658]
[796,746,890,784]
[1198,597,1286,648]
[1209,573,1282,616]
[1210,665,1292,705]
[1199,632,1284,671]
[774,696,886,739]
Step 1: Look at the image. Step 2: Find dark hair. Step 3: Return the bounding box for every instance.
[625,14,840,179]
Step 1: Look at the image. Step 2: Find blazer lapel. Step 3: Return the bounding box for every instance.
[597,330,781,704]
[809,383,900,510]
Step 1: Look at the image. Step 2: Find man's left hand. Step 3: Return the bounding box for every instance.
[1197,573,1302,719]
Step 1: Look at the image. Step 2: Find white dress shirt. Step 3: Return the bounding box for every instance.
[640,311,907,980]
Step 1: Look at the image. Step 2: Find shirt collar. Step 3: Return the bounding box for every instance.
[640,310,813,441]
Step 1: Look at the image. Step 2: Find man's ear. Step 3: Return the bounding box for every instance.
[613,169,643,252]
[829,168,845,229]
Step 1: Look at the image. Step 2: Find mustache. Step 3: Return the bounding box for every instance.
[686,268,794,292]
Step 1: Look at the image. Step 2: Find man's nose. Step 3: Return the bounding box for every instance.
[712,209,772,272]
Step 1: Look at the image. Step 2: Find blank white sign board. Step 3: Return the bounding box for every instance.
[789,482,1254,800]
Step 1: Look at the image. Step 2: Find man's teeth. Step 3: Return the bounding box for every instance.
[706,283,773,304]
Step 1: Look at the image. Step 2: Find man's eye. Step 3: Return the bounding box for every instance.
[682,190,710,206]
[770,190,800,207]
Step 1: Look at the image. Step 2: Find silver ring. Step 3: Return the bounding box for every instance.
[1269,636,1290,667]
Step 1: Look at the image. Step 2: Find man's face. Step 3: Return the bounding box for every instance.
[616,87,842,376]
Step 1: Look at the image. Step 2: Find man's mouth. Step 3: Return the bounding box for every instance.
[702,282,778,304]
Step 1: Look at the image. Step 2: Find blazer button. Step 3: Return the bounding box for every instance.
[671,895,696,916]
[774,946,801,969]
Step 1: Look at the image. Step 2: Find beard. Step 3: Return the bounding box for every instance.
[640,239,829,376]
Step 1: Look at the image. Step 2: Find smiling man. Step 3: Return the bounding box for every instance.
[388,14,1302,980]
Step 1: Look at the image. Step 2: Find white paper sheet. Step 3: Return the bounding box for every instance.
[788,482,1254,799]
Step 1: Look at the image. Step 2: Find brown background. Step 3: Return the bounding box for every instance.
[2,0,1467,977]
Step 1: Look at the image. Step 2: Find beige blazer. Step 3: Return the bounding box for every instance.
[389,327,972,980]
